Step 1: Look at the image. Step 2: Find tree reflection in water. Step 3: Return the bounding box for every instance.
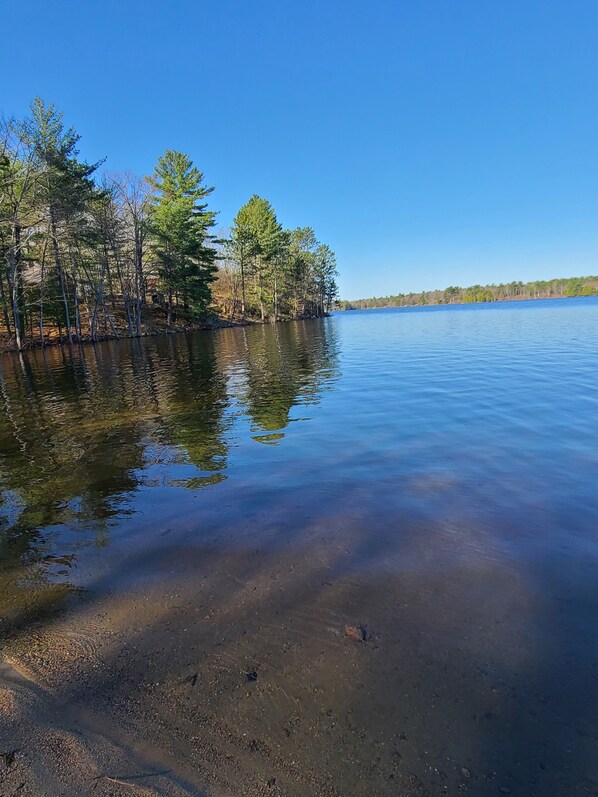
[0,319,339,632]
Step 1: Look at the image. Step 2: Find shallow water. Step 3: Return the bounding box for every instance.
[1,298,598,796]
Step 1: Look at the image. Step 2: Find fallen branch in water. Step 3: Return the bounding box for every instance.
[93,770,170,791]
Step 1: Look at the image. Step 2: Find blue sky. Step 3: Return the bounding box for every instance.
[2,0,597,298]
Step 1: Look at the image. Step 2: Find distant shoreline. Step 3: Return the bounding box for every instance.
[338,293,595,311]
[338,276,598,311]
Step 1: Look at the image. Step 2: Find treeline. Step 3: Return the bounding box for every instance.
[0,98,338,351]
[339,276,598,310]
[215,202,338,323]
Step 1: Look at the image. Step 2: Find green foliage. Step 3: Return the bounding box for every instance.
[313,243,338,310]
[148,150,218,318]
[1,98,340,349]
[229,195,285,318]
[340,276,598,310]
[27,97,101,220]
[227,203,337,321]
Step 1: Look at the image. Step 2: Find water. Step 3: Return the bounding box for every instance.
[1,298,598,796]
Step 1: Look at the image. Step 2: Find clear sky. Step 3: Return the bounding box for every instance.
[2,0,597,298]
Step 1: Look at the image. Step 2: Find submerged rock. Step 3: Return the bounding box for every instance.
[344,624,367,642]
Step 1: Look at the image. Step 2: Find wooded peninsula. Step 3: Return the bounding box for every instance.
[339,275,598,310]
[0,99,339,352]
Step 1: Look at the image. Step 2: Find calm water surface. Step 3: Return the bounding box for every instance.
[1,298,598,796]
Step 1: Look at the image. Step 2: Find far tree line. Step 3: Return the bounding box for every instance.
[339,276,598,310]
[0,98,339,350]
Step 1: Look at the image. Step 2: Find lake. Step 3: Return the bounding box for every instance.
[1,297,598,796]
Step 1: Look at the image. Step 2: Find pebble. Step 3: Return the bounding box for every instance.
[344,624,367,642]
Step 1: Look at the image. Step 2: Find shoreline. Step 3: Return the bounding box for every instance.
[338,293,597,311]
[0,313,330,357]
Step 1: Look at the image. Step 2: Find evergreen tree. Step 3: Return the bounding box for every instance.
[147,150,217,325]
[313,243,338,315]
[230,195,284,321]
[0,117,39,348]
[286,227,318,316]
[1,97,342,350]
[25,97,101,343]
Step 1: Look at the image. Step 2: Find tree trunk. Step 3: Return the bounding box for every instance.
[0,268,13,336]
[38,239,48,347]
[258,266,265,322]
[8,238,22,351]
[134,231,143,335]
[49,213,72,344]
[73,277,82,340]
[13,224,26,342]
[103,302,120,338]
[90,299,99,341]
[240,256,246,320]
[167,289,173,328]
[112,243,134,336]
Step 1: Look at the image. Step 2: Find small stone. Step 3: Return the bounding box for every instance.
[499,788,511,795]
[344,624,367,642]
[460,767,471,780]
[245,670,258,682]
[0,751,16,769]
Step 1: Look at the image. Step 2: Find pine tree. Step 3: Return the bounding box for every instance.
[313,243,338,315]
[0,117,39,349]
[25,97,101,343]
[286,227,318,317]
[147,150,218,326]
[229,195,284,321]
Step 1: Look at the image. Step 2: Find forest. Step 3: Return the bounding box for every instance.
[0,98,339,351]
[339,275,598,310]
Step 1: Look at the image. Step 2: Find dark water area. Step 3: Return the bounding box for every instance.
[1,298,598,796]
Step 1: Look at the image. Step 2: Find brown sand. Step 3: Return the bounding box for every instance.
[1,518,593,797]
